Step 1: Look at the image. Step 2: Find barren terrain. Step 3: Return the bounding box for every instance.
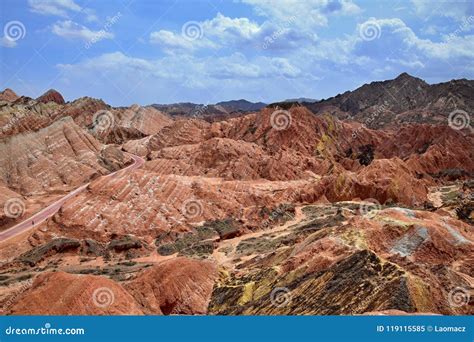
[0,76,472,315]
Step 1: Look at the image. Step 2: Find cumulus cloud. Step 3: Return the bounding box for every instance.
[33,0,471,105]
[0,36,17,48]
[410,0,474,21]
[52,20,114,42]
[59,52,159,78]
[28,0,98,22]
[150,30,217,50]
[203,13,262,41]
[55,50,305,104]
[57,51,301,81]
[150,13,264,51]
[240,0,361,26]
[57,9,473,105]
[354,17,474,60]
[28,0,82,17]
[150,12,314,52]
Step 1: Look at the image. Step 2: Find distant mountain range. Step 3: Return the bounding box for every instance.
[216,99,266,112]
[3,73,472,129]
[151,99,266,121]
[152,72,473,128]
[283,97,319,103]
[303,73,474,128]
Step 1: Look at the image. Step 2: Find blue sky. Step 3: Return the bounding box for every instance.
[0,0,473,106]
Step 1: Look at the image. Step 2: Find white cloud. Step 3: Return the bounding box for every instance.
[240,0,361,26]
[55,51,310,104]
[208,54,263,78]
[421,25,439,35]
[386,58,425,69]
[267,57,302,77]
[48,1,472,105]
[28,0,99,22]
[82,8,99,23]
[28,0,82,17]
[150,13,263,51]
[143,13,473,100]
[58,51,301,80]
[354,17,474,60]
[203,13,262,41]
[56,50,304,99]
[150,30,217,50]
[59,52,156,74]
[52,20,114,42]
[0,36,17,48]
[410,0,473,21]
[150,12,314,52]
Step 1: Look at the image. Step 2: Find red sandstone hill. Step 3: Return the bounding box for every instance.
[8,271,143,315]
[0,116,131,229]
[0,83,472,316]
[0,92,173,146]
[0,88,19,102]
[125,257,218,314]
[36,89,65,105]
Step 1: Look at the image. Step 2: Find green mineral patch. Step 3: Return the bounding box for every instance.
[108,235,142,252]
[68,261,152,282]
[208,268,279,313]
[156,224,221,258]
[236,247,292,271]
[238,281,255,305]
[17,238,81,266]
[339,228,368,250]
[236,233,297,256]
[374,215,417,229]
[210,250,416,315]
[156,219,243,258]
[201,219,240,240]
[407,274,436,313]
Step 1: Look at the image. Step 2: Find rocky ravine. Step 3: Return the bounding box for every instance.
[0,84,472,316]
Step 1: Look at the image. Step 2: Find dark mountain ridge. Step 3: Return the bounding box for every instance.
[303,73,473,128]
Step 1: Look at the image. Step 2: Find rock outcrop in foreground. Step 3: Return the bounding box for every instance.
[0,79,472,316]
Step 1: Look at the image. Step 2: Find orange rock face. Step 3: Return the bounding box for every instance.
[0,82,472,316]
[0,88,19,102]
[36,89,65,105]
[0,117,129,197]
[126,257,218,314]
[8,272,143,315]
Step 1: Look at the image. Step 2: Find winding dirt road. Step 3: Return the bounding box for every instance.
[0,153,144,242]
